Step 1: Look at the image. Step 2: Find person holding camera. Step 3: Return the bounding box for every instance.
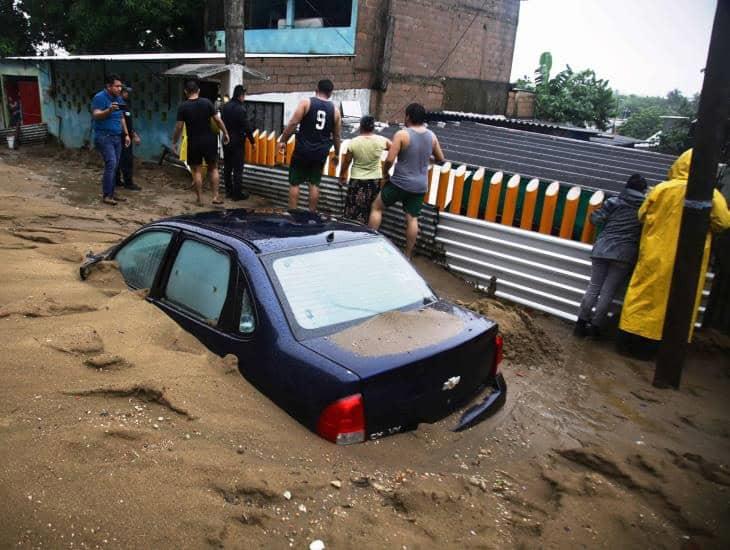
[91,74,131,205]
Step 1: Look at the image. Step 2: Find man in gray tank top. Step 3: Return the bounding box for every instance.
[369,103,445,259]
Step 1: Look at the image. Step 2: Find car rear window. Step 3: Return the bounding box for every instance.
[268,238,435,334]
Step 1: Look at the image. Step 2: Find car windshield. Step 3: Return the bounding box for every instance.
[268,237,436,336]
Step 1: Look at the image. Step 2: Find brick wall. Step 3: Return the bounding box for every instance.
[236,0,519,119]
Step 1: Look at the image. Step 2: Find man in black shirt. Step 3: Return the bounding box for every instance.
[116,84,142,191]
[221,85,256,201]
[172,80,230,206]
[278,79,341,211]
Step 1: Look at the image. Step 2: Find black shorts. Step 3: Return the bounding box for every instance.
[187,136,218,166]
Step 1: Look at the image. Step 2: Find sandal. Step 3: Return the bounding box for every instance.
[102,196,118,206]
[212,198,225,205]
[112,194,127,202]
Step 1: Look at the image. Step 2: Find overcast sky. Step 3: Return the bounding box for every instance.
[510,0,717,97]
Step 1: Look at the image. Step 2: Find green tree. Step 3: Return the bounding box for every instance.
[618,106,663,139]
[0,0,33,57]
[21,0,206,53]
[535,66,615,130]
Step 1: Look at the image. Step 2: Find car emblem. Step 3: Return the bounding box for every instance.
[442,376,461,391]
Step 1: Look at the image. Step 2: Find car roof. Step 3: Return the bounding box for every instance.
[158,208,377,254]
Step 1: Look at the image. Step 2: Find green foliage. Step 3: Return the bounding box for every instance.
[534,66,616,130]
[0,0,33,57]
[619,106,663,139]
[534,51,552,90]
[20,0,206,53]
[618,89,698,145]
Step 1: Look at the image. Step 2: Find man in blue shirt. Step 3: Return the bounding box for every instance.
[91,74,131,205]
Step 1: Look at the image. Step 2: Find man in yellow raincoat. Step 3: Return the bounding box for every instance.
[619,148,730,344]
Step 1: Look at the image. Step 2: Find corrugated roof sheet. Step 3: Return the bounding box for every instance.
[8,52,347,61]
[350,121,676,194]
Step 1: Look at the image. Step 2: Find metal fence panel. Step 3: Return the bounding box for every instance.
[437,211,711,324]
[242,165,440,257]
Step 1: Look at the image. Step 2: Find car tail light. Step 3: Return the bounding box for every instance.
[317,394,365,445]
[492,334,504,375]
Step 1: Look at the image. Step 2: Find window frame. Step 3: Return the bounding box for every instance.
[158,232,239,330]
[110,227,178,293]
[206,0,359,56]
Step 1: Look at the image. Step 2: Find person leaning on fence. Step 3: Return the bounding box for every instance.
[574,174,647,338]
[338,115,391,224]
[617,148,730,359]
[368,103,445,259]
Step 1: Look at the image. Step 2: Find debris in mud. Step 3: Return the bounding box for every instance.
[457,298,564,367]
[329,308,464,357]
[83,353,132,370]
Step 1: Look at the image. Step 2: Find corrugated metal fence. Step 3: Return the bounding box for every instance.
[242,165,439,257]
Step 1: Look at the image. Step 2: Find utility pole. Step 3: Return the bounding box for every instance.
[654,0,730,389]
[224,0,246,95]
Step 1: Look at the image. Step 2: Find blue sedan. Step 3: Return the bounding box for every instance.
[80,209,506,444]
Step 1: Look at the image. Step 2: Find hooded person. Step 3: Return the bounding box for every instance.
[575,173,647,337]
[618,148,730,352]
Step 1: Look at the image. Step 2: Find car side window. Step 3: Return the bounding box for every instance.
[115,230,173,290]
[239,288,255,334]
[165,240,231,324]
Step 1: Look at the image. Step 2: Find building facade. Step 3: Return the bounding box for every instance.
[1,0,520,160]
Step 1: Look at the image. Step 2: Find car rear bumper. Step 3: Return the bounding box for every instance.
[453,373,506,432]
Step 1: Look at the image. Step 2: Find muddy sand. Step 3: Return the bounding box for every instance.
[1,145,729,549]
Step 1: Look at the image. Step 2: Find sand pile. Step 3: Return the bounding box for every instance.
[329,308,465,356]
[458,298,564,368]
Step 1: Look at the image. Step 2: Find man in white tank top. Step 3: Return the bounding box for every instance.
[368,103,445,259]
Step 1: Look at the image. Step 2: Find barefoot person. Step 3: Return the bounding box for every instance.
[339,115,391,224]
[368,103,445,259]
[172,80,230,206]
[278,79,341,211]
[91,74,131,205]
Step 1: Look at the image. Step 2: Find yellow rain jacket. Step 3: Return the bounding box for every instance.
[619,149,730,341]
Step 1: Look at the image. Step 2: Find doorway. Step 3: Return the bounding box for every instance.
[3,76,42,125]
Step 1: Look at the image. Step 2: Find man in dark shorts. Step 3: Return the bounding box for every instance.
[278,79,342,211]
[221,84,256,201]
[369,103,445,259]
[172,80,230,206]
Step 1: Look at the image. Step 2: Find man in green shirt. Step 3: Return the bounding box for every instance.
[339,116,391,224]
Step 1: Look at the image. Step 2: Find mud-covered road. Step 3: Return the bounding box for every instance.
[0,145,729,549]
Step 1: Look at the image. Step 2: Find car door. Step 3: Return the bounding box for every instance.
[153,233,249,358]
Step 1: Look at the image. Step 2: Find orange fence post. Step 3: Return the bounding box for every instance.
[580,190,605,243]
[285,135,295,165]
[449,165,467,214]
[559,186,582,240]
[256,131,267,165]
[484,171,503,222]
[501,174,521,226]
[466,168,485,218]
[275,134,285,165]
[326,146,336,176]
[426,164,434,199]
[539,181,560,234]
[520,178,540,230]
[266,131,276,166]
[436,162,452,209]
[246,129,258,164]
